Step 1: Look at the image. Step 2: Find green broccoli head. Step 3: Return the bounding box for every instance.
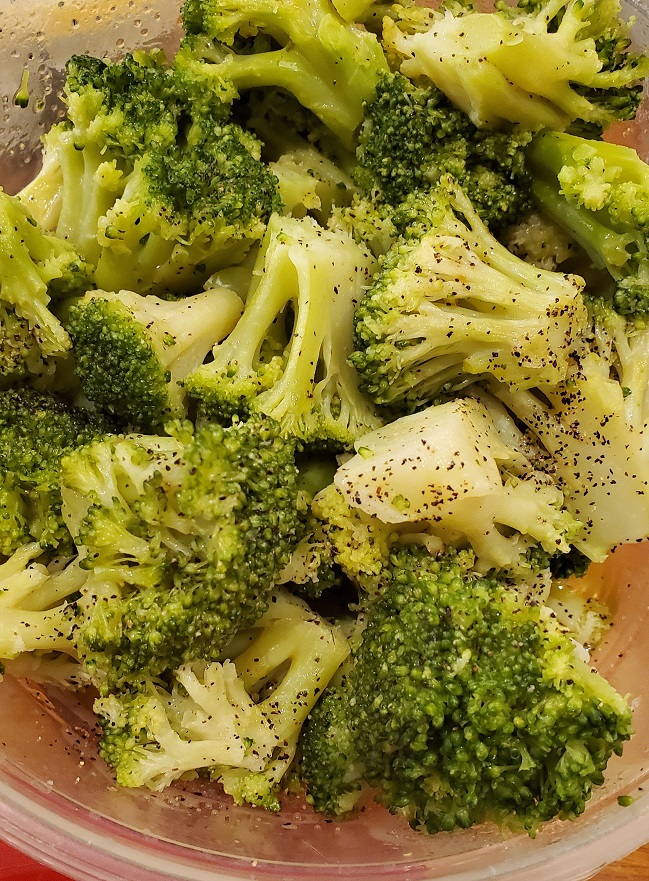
[354,72,533,231]
[67,286,243,432]
[178,0,389,149]
[350,178,588,412]
[95,590,349,801]
[0,388,109,556]
[61,417,303,689]
[384,0,649,133]
[19,51,281,298]
[0,188,91,382]
[301,547,632,834]
[185,214,383,450]
[527,131,649,315]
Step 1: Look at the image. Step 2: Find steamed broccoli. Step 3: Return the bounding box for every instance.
[350,179,588,412]
[96,590,349,806]
[527,131,649,314]
[0,543,85,664]
[314,398,581,582]
[0,388,109,556]
[19,51,281,297]
[301,546,632,833]
[354,72,533,231]
[384,0,649,133]
[60,417,302,689]
[185,214,382,449]
[0,188,91,384]
[178,0,389,149]
[66,285,243,431]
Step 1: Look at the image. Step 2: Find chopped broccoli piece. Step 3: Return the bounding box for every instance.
[0,388,109,556]
[19,51,281,297]
[0,543,85,663]
[95,590,349,803]
[61,418,302,689]
[354,72,533,230]
[503,211,580,271]
[178,0,389,149]
[350,179,588,412]
[325,398,582,579]
[185,214,382,449]
[301,547,632,834]
[384,0,649,132]
[528,131,649,314]
[0,188,90,383]
[67,286,243,431]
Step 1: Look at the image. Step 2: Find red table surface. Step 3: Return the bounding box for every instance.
[0,843,68,881]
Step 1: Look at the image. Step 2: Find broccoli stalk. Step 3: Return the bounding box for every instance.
[61,418,303,689]
[66,286,243,431]
[95,590,349,806]
[0,188,91,382]
[301,547,632,833]
[186,214,382,449]
[384,0,649,132]
[178,0,389,149]
[320,397,581,579]
[350,179,588,412]
[527,131,649,314]
[0,543,85,662]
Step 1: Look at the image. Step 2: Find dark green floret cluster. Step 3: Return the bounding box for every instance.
[302,548,632,834]
[0,0,647,845]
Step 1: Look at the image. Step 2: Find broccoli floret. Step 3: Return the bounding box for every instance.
[528,131,649,314]
[60,417,302,689]
[185,214,383,449]
[0,388,109,556]
[178,0,389,149]
[350,179,588,412]
[354,72,533,230]
[384,0,649,132]
[301,546,632,834]
[322,398,581,580]
[485,301,649,561]
[0,188,90,383]
[0,543,85,664]
[503,210,580,271]
[19,51,281,298]
[95,590,349,804]
[328,194,397,258]
[66,286,243,431]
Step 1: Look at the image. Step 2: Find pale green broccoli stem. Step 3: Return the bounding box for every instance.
[386,0,649,130]
[0,196,71,358]
[17,143,64,231]
[489,355,649,561]
[0,544,84,659]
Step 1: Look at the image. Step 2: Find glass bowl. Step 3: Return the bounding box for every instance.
[1,2,649,879]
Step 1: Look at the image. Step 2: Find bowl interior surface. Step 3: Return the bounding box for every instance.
[1,2,649,880]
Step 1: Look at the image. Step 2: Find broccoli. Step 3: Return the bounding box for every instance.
[185,214,383,449]
[95,590,349,806]
[328,194,397,258]
[354,72,533,231]
[301,546,632,833]
[0,543,86,664]
[19,51,281,297]
[60,417,302,689]
[317,397,581,581]
[484,302,649,562]
[503,211,580,271]
[0,188,90,384]
[527,131,649,314]
[350,179,588,412]
[0,387,109,557]
[178,0,389,149]
[383,0,649,133]
[66,285,243,431]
